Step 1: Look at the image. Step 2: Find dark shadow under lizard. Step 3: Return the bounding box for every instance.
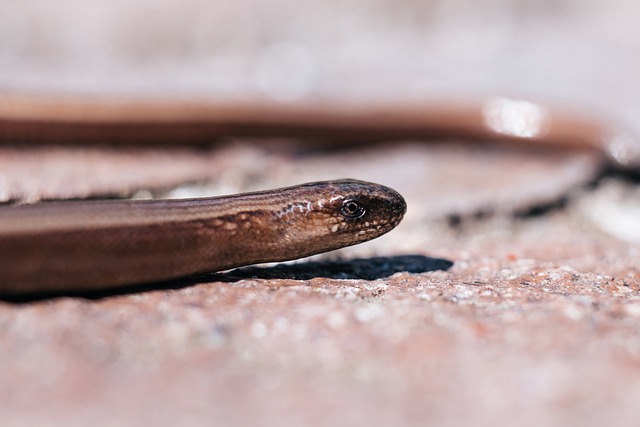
[214,254,454,281]
[2,254,453,303]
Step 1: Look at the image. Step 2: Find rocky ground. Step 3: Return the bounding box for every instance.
[1,142,639,427]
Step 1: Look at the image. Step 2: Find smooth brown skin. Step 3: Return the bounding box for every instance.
[0,92,637,295]
[1,93,638,168]
[0,179,406,295]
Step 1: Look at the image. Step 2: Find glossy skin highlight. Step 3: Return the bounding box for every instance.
[0,94,638,168]
[0,179,406,295]
[2,93,636,296]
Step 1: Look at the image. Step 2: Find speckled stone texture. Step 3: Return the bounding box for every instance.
[1,142,639,427]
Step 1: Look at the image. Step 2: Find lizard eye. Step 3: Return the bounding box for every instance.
[340,200,366,219]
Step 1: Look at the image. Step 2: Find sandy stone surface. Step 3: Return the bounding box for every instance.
[1,143,639,427]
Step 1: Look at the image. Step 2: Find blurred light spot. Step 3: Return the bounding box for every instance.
[578,180,640,243]
[606,130,640,169]
[250,321,268,338]
[131,189,153,200]
[355,303,384,322]
[482,97,549,138]
[253,41,316,101]
[589,202,640,242]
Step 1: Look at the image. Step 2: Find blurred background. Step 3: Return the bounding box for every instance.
[1,0,638,215]
[1,0,639,117]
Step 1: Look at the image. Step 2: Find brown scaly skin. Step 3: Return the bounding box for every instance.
[0,179,406,295]
[1,92,638,295]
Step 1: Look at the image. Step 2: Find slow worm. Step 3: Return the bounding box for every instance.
[1,93,639,168]
[0,179,406,295]
[1,92,639,295]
